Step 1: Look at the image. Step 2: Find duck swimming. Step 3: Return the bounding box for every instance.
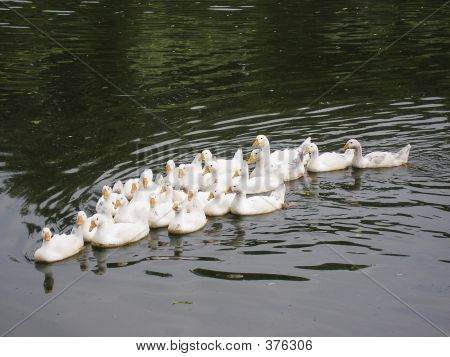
[344,139,411,169]
[34,223,84,263]
[305,142,354,172]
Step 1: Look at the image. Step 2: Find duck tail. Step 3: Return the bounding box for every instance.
[233,148,243,160]
[397,144,411,162]
[270,183,286,203]
[113,180,124,194]
[298,136,312,152]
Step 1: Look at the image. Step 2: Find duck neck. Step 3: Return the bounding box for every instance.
[235,191,246,201]
[352,145,363,164]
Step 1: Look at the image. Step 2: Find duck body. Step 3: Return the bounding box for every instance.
[91,214,149,248]
[204,192,235,216]
[306,143,354,172]
[149,193,175,228]
[202,148,243,175]
[242,160,284,194]
[124,178,139,200]
[114,196,149,225]
[34,227,84,263]
[345,139,411,169]
[168,198,207,234]
[230,184,286,216]
[251,135,310,181]
[75,211,97,243]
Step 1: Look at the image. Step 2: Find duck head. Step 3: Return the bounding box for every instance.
[305,143,319,155]
[200,149,213,162]
[89,214,102,232]
[41,227,52,242]
[178,164,186,178]
[344,139,361,151]
[247,149,263,164]
[140,169,153,189]
[252,134,269,148]
[102,185,112,200]
[172,201,182,212]
[165,160,175,174]
[149,193,157,208]
[76,211,87,225]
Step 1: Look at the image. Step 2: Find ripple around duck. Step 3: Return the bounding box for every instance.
[274,240,383,252]
[191,268,309,281]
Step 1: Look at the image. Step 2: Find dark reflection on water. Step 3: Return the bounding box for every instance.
[191,268,309,281]
[295,263,371,271]
[0,0,449,336]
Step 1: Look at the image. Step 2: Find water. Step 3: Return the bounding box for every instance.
[0,0,449,336]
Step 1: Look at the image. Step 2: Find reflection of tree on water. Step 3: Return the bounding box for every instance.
[34,263,54,294]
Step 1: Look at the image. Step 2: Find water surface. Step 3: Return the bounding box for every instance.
[0,0,449,336]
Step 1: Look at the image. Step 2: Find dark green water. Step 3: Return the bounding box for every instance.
[0,0,449,336]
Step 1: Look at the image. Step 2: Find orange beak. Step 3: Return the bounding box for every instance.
[172,202,179,210]
[143,178,149,188]
[188,191,194,201]
[200,152,205,161]
[178,168,185,178]
[203,166,211,175]
[344,143,349,150]
[102,190,110,200]
[252,138,260,147]
[76,215,84,225]
[208,192,215,201]
[247,152,256,164]
[232,170,240,178]
[131,182,138,193]
[44,231,51,241]
[165,164,171,173]
[150,196,156,208]
[226,187,233,194]
[114,199,121,209]
[89,220,97,232]
[160,186,167,193]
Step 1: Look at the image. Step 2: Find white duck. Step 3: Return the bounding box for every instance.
[204,189,236,216]
[240,160,284,194]
[344,139,411,168]
[90,213,149,248]
[203,160,240,194]
[124,178,139,200]
[74,211,96,243]
[251,135,310,181]
[168,200,207,235]
[112,180,124,196]
[148,192,175,228]
[200,148,243,174]
[114,193,149,224]
[96,186,119,217]
[34,225,84,263]
[131,169,159,203]
[229,182,286,216]
[164,160,179,187]
[160,183,188,203]
[306,143,354,172]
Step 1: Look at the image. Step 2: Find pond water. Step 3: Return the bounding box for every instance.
[0,0,449,336]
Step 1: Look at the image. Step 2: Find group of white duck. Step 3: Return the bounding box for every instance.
[34,136,411,263]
